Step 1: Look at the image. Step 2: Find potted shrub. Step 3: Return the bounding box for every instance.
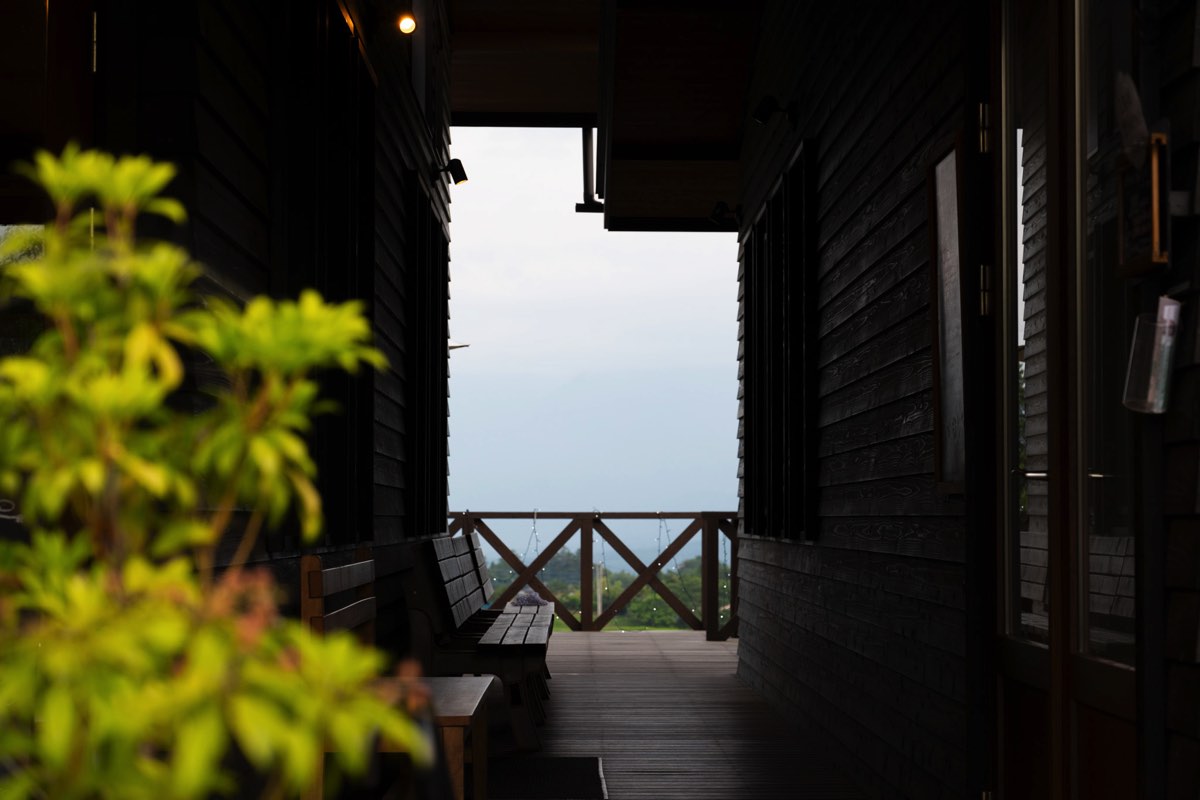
[0,146,432,799]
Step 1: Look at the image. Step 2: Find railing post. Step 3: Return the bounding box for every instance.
[701,512,719,641]
[580,515,593,630]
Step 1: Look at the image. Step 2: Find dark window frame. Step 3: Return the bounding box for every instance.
[740,141,816,541]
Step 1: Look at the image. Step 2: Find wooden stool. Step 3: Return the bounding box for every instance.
[424,676,501,800]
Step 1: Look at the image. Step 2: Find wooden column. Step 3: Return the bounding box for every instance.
[580,516,593,630]
[701,513,719,640]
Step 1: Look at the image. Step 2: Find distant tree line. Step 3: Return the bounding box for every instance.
[487,548,732,630]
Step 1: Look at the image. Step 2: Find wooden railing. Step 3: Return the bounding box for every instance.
[448,511,739,641]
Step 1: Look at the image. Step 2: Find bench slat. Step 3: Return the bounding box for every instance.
[465,587,484,617]
[432,537,455,560]
[308,559,374,598]
[479,614,515,645]
[501,623,530,646]
[457,554,474,578]
[525,624,550,646]
[318,596,377,635]
[447,575,469,605]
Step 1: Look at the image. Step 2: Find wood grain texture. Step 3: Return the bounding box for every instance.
[734,2,970,797]
[533,632,865,799]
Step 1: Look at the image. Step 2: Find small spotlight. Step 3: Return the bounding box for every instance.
[440,158,468,185]
[710,200,731,225]
[709,200,740,229]
[398,13,417,34]
[751,96,779,125]
[751,94,798,126]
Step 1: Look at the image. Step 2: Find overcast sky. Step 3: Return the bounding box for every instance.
[445,127,738,564]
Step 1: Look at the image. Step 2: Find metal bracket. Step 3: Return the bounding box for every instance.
[979,103,991,154]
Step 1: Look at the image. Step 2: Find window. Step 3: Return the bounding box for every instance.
[739,144,816,540]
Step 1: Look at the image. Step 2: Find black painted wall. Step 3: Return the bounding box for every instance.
[735,2,971,798]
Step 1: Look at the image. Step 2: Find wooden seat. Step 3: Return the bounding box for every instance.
[299,549,495,800]
[409,532,555,748]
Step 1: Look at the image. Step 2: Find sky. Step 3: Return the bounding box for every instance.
[445,127,739,566]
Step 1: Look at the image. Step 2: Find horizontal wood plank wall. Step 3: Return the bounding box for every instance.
[93,0,206,283]
[1159,2,1200,794]
[735,1,969,797]
[192,0,272,299]
[370,38,418,546]
[357,0,453,654]
[361,0,452,554]
[87,0,452,658]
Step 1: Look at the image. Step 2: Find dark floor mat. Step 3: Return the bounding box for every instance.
[487,756,607,800]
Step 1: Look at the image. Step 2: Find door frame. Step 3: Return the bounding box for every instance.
[989,0,1166,797]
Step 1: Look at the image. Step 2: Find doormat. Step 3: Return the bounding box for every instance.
[487,756,608,800]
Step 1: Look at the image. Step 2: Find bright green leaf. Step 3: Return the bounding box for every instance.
[36,685,75,769]
[229,695,284,768]
[170,708,226,798]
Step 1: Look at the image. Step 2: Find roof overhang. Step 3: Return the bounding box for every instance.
[448,0,761,231]
[449,0,601,128]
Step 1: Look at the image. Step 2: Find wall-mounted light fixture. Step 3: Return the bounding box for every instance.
[751,95,798,126]
[398,12,417,34]
[439,158,468,185]
[710,201,741,229]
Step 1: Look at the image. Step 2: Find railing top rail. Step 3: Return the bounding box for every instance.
[449,511,737,520]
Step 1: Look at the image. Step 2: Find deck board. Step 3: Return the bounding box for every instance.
[533,631,864,799]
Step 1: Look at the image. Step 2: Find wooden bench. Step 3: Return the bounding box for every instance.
[409,532,555,748]
[431,532,555,652]
[299,549,499,800]
[478,602,555,650]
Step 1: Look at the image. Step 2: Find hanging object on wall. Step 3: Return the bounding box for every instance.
[1115,71,1149,169]
[1118,128,1170,276]
[1122,295,1181,414]
[928,137,966,494]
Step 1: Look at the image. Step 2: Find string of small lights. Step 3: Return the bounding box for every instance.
[720,527,730,624]
[657,515,698,617]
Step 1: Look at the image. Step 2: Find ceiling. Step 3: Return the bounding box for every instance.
[449,0,602,127]
[449,0,762,231]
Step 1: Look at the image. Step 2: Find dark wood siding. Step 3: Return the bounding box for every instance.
[735,2,971,797]
[80,0,454,656]
[1160,2,1200,794]
[357,0,453,654]
[193,0,272,297]
[362,0,452,550]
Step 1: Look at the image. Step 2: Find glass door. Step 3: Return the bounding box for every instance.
[998,1,1054,793]
[998,0,1138,796]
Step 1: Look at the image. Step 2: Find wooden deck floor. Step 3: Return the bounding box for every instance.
[529,631,865,800]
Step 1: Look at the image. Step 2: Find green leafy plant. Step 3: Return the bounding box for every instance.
[0,145,432,799]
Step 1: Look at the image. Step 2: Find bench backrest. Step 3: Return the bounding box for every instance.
[299,549,376,643]
[427,532,495,630]
[467,531,495,604]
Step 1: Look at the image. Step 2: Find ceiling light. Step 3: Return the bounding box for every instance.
[398,13,417,34]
